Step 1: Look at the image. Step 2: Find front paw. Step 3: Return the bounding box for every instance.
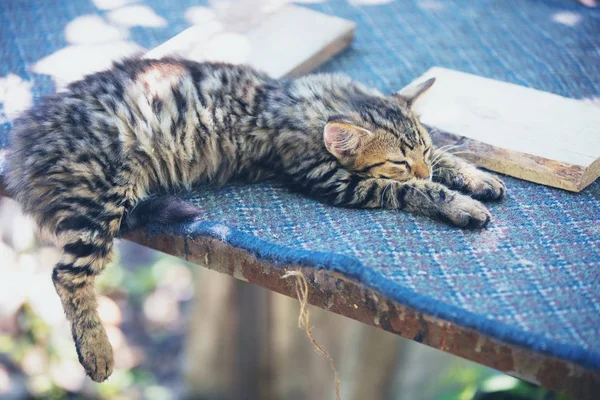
[447,169,506,201]
[75,326,114,382]
[437,193,492,229]
[466,171,506,201]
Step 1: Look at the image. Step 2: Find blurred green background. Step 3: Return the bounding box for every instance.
[0,197,571,400]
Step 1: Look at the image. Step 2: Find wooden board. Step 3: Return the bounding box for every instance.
[144,5,355,79]
[123,229,600,400]
[406,67,600,192]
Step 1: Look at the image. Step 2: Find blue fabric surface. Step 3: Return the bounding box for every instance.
[1,0,599,370]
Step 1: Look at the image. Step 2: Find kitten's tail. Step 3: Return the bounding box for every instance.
[121,196,202,234]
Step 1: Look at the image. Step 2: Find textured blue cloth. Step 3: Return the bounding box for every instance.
[1,0,599,370]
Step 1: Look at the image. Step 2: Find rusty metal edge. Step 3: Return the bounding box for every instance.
[123,229,599,400]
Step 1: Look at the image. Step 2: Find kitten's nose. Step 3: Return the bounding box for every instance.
[414,163,430,179]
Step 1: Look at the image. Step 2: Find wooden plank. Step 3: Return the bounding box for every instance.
[123,229,600,400]
[405,67,600,192]
[145,5,355,79]
[1,175,598,398]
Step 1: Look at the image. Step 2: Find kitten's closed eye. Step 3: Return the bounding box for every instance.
[388,160,411,170]
[357,161,386,173]
[357,160,410,174]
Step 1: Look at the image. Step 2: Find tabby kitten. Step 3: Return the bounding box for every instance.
[7,58,505,382]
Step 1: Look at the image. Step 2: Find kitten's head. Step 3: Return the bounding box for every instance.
[324,78,435,182]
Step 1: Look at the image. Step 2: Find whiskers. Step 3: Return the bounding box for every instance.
[379,179,435,209]
[430,144,464,169]
[429,144,479,174]
[428,127,442,136]
[425,143,481,183]
[380,182,396,208]
[431,166,457,180]
[439,150,478,158]
[409,184,435,207]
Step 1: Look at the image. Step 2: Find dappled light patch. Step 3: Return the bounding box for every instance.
[143,288,180,326]
[33,41,143,89]
[27,270,66,326]
[107,325,144,370]
[293,0,326,3]
[159,263,194,301]
[32,2,169,89]
[11,214,36,252]
[92,0,140,10]
[115,345,144,370]
[107,5,168,28]
[49,360,86,392]
[98,296,123,326]
[185,6,216,25]
[0,249,26,321]
[21,348,46,376]
[552,11,582,26]
[106,325,126,350]
[0,74,33,123]
[349,0,393,5]
[65,15,127,44]
[0,366,11,396]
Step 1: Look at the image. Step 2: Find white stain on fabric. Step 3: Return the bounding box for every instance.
[185,6,217,25]
[108,5,168,28]
[33,41,143,90]
[92,0,139,10]
[349,0,392,5]
[65,15,127,44]
[552,12,582,26]
[211,224,231,241]
[0,74,33,122]
[515,258,535,268]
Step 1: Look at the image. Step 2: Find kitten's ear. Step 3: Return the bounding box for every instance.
[323,121,372,159]
[396,77,436,107]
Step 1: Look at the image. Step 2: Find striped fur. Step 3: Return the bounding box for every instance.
[6,58,505,381]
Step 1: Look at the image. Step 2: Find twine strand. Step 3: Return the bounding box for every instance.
[282,270,341,400]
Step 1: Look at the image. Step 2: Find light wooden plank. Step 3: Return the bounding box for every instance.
[145,5,355,79]
[406,67,600,192]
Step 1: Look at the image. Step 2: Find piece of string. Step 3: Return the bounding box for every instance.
[282,270,341,400]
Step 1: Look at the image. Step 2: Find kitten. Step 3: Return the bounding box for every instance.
[6,58,505,381]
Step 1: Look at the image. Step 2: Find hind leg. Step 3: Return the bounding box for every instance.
[51,207,124,381]
[53,262,114,381]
